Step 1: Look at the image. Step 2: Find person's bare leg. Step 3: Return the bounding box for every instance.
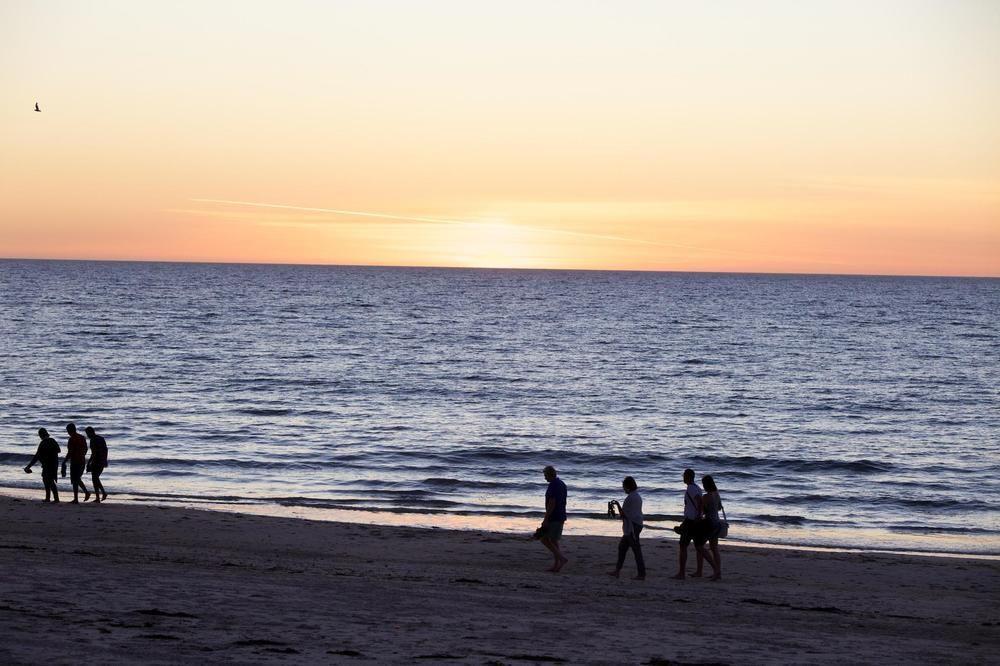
[673,543,688,579]
[50,480,59,503]
[694,544,715,577]
[709,542,722,580]
[92,474,103,503]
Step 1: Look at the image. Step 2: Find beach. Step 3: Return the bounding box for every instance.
[1,495,996,665]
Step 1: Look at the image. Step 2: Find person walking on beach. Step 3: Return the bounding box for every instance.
[24,428,61,502]
[702,474,724,581]
[85,426,108,503]
[61,423,91,503]
[609,476,645,580]
[673,468,715,579]
[535,466,569,572]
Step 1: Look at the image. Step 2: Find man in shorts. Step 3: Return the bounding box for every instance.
[24,428,61,502]
[61,423,91,503]
[536,466,568,572]
[673,468,715,579]
[85,426,109,503]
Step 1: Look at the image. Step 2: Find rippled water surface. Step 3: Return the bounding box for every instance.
[1,260,998,553]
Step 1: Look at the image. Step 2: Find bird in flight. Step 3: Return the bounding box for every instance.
[34,102,41,112]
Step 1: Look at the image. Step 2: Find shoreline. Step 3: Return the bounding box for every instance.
[3,485,996,561]
[2,494,998,664]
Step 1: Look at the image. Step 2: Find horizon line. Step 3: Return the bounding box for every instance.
[1,256,997,280]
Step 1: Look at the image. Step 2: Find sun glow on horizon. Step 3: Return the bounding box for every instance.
[1,1,998,276]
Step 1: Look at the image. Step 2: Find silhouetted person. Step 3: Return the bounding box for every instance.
[673,468,715,579]
[34,102,41,112]
[609,476,645,580]
[535,465,568,572]
[24,428,60,502]
[702,474,724,581]
[85,426,108,503]
[61,423,91,503]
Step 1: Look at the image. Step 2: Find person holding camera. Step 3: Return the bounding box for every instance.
[609,476,645,580]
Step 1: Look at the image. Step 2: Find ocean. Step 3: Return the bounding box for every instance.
[1,259,997,555]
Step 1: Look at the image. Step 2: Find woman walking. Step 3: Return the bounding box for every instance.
[702,475,724,581]
[609,476,645,580]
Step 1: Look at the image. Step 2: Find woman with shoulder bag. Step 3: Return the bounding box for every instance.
[702,475,725,581]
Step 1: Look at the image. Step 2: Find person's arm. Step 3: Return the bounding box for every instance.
[694,492,704,516]
[24,445,41,472]
[542,496,554,526]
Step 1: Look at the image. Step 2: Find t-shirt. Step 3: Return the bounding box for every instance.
[621,490,643,535]
[33,437,61,472]
[683,482,703,520]
[66,433,88,464]
[545,477,568,523]
[89,435,108,466]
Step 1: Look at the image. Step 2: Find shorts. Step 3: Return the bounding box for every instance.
[70,462,85,482]
[538,521,564,541]
[41,466,58,481]
[678,518,708,547]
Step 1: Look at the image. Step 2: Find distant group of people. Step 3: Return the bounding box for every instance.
[24,423,109,504]
[535,466,725,581]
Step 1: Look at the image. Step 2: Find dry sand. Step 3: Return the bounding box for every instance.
[1,494,997,665]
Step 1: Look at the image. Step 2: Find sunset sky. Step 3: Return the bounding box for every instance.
[2,0,998,275]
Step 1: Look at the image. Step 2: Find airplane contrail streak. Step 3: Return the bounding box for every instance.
[191,198,468,226]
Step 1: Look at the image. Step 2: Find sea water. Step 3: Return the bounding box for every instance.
[1,260,997,554]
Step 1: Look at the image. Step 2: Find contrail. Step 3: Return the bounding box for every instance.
[192,197,843,263]
[191,198,468,226]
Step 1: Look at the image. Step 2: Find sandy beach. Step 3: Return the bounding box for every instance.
[1,494,997,665]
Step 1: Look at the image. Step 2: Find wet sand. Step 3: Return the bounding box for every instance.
[1,494,997,664]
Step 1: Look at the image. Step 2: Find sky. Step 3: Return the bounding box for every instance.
[1,0,998,276]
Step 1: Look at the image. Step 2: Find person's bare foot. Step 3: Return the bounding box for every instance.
[70,499,79,504]
[632,575,646,581]
[710,574,722,581]
[102,492,108,501]
[84,490,91,502]
[671,573,685,580]
[691,572,703,578]
[42,498,50,503]
[553,557,568,572]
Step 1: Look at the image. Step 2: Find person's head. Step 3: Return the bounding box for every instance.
[66,422,76,434]
[683,468,695,484]
[37,428,48,439]
[84,426,96,437]
[623,476,638,492]
[543,465,557,482]
[702,475,718,493]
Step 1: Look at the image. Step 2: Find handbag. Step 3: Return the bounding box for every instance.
[717,503,730,539]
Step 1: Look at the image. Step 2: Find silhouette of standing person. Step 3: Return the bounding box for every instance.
[24,428,61,502]
[535,466,569,572]
[672,468,715,579]
[61,423,91,503]
[609,476,645,580]
[85,426,108,503]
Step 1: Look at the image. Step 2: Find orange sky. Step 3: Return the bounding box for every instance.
[2,1,998,276]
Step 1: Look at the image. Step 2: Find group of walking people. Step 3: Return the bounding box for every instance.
[23,423,109,503]
[535,466,725,581]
